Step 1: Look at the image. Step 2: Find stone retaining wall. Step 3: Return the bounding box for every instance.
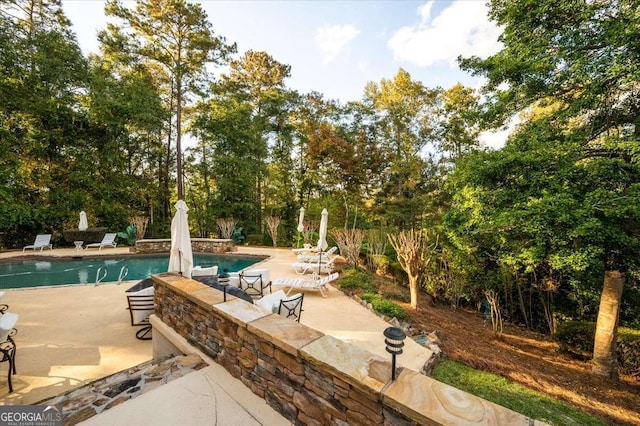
[135,238,235,254]
[151,273,544,426]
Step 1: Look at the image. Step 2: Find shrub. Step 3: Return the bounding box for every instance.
[382,290,410,303]
[62,227,108,244]
[371,254,390,275]
[338,267,375,292]
[556,321,640,375]
[361,293,408,320]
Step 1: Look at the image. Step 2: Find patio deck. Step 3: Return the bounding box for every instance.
[0,245,431,421]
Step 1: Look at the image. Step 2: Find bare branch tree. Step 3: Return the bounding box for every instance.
[217,217,236,239]
[129,216,149,240]
[485,289,504,337]
[387,229,437,309]
[265,216,280,247]
[331,228,365,267]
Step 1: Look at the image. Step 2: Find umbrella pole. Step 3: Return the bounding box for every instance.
[318,250,322,276]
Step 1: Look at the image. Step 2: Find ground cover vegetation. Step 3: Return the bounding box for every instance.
[1,0,639,421]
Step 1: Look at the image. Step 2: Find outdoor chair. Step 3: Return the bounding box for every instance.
[291,245,320,254]
[0,291,7,315]
[296,246,338,262]
[126,287,154,340]
[238,269,272,298]
[291,256,337,275]
[23,234,52,252]
[273,272,339,298]
[277,293,304,322]
[0,312,18,393]
[85,233,117,250]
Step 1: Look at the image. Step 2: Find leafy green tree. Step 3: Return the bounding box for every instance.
[363,69,440,228]
[0,0,89,244]
[437,83,481,163]
[190,85,265,236]
[101,0,235,201]
[460,0,640,378]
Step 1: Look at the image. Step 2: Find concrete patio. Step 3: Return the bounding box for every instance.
[0,245,432,422]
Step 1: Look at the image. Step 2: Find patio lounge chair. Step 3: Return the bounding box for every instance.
[273,272,339,298]
[23,234,52,252]
[291,245,320,254]
[85,233,117,250]
[296,246,338,262]
[291,256,337,275]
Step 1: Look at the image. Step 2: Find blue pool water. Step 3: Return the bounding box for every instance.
[0,254,264,289]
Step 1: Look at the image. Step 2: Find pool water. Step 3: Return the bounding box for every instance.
[0,254,264,289]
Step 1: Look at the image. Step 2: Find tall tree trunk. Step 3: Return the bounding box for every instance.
[408,275,419,310]
[176,78,183,200]
[592,270,624,379]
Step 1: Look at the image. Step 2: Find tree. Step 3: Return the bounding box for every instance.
[101,0,235,200]
[388,229,436,309]
[363,69,440,228]
[437,83,481,163]
[0,0,89,243]
[459,0,640,378]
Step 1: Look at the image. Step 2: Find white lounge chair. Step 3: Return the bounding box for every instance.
[85,233,117,250]
[296,246,337,262]
[291,256,337,275]
[291,245,320,254]
[273,272,339,298]
[23,234,52,251]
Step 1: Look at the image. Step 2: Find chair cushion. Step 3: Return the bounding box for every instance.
[129,286,154,324]
[191,266,218,277]
[256,290,286,313]
[243,269,270,284]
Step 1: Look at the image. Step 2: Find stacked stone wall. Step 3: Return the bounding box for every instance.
[151,273,543,426]
[135,238,235,254]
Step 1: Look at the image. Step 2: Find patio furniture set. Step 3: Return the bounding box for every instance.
[23,233,118,252]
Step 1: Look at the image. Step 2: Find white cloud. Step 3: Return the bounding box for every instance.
[387,1,502,67]
[315,24,360,64]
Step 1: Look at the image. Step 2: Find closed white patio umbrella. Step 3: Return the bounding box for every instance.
[79,211,88,231]
[168,200,193,278]
[297,207,305,233]
[316,208,328,274]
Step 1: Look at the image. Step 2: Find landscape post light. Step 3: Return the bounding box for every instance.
[218,270,230,302]
[384,326,406,381]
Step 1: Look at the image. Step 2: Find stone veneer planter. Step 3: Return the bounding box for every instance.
[135,238,235,254]
[150,273,546,426]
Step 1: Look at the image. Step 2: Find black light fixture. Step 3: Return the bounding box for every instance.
[384,326,406,381]
[218,269,230,301]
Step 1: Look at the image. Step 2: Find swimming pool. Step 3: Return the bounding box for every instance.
[0,253,265,289]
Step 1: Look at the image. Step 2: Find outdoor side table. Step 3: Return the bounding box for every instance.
[74,241,84,251]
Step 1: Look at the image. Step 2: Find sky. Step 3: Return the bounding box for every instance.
[61,0,509,147]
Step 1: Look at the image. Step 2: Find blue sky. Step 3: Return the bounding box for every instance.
[62,0,508,147]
